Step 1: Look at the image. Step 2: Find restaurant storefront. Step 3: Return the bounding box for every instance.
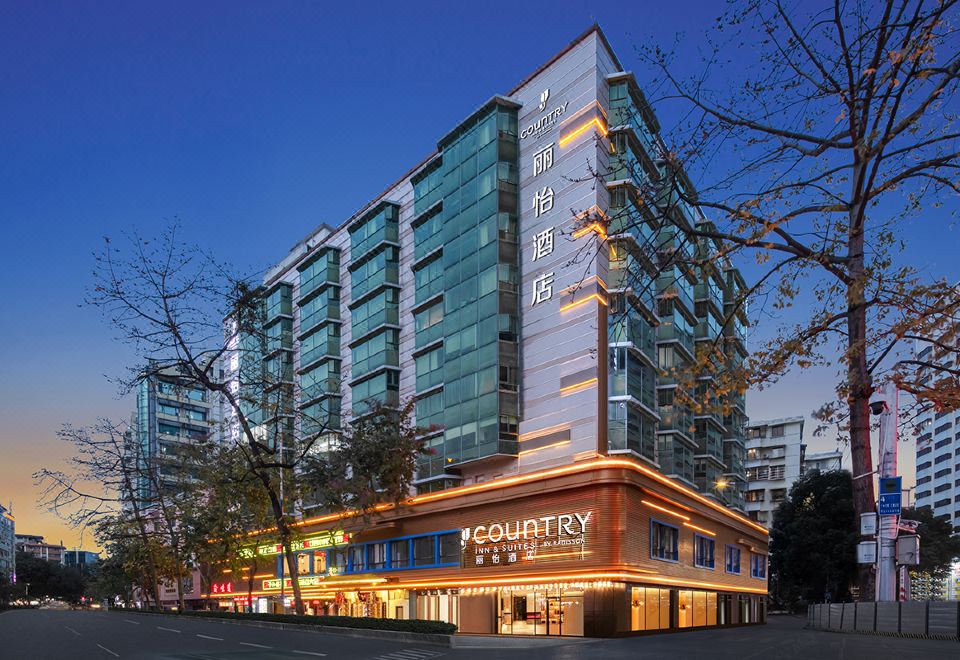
[208,458,768,637]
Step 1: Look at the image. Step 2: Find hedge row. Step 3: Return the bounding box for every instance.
[179,609,457,635]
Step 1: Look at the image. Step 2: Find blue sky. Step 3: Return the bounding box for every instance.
[1,1,956,546]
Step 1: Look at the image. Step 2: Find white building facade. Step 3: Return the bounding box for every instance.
[744,417,805,527]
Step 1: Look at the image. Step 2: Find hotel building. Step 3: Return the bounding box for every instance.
[208,26,765,636]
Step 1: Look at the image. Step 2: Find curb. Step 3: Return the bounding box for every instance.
[806,625,959,642]
[111,610,453,647]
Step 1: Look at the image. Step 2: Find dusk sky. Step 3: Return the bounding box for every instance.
[1,1,956,550]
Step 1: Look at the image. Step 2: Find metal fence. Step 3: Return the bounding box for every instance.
[808,602,960,639]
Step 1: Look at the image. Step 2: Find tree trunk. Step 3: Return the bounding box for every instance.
[280,529,304,615]
[847,196,877,601]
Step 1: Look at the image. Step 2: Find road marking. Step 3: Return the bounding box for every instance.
[64,626,81,636]
[196,633,223,641]
[375,651,444,660]
[239,642,272,649]
[292,652,328,657]
[123,619,140,625]
[97,644,120,657]
[156,626,181,633]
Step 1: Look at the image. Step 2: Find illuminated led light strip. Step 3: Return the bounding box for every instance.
[517,440,571,457]
[683,522,717,537]
[260,576,389,591]
[559,293,609,313]
[525,550,593,560]
[559,117,608,148]
[558,377,598,396]
[205,569,767,598]
[642,499,690,522]
[572,222,608,240]
[240,459,766,538]
[222,569,232,574]
[640,488,695,512]
[519,422,570,442]
[407,458,767,535]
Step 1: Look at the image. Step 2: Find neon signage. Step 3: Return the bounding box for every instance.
[460,511,593,568]
[239,530,349,559]
[210,582,233,594]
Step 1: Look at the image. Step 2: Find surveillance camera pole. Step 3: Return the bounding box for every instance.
[875,382,898,602]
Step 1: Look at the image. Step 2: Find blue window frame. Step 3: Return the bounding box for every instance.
[650,519,679,562]
[750,553,767,579]
[725,545,741,575]
[693,534,715,569]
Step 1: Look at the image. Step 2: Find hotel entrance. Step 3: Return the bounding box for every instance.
[496,586,584,636]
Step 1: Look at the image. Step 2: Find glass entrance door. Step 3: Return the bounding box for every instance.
[497,587,584,636]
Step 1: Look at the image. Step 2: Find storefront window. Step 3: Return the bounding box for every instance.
[630,587,671,631]
[313,550,327,574]
[297,552,311,575]
[678,590,718,628]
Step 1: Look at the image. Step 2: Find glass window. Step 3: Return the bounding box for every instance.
[630,587,671,631]
[438,532,459,564]
[348,545,364,572]
[390,540,410,568]
[413,536,435,566]
[725,545,741,574]
[367,542,387,570]
[650,521,678,561]
[751,553,767,579]
[694,534,715,569]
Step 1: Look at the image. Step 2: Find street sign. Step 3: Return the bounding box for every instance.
[878,476,902,516]
[878,493,901,515]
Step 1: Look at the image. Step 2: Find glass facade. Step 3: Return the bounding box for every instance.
[411,101,521,484]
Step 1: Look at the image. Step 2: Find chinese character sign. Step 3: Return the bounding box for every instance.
[533,186,554,217]
[533,143,554,177]
[531,272,554,306]
[531,228,554,262]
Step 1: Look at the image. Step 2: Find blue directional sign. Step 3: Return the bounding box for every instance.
[878,476,902,516]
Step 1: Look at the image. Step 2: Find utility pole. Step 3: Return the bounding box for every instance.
[874,382,899,602]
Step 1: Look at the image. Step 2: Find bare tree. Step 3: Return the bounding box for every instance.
[87,224,428,614]
[36,420,167,607]
[588,0,960,597]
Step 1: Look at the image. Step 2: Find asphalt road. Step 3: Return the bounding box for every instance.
[1,609,958,660]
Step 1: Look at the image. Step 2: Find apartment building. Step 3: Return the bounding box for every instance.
[134,364,216,503]
[0,503,13,581]
[15,534,64,564]
[802,449,843,475]
[914,336,960,532]
[204,26,764,636]
[744,417,805,527]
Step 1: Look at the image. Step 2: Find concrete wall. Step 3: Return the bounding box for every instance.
[808,602,960,639]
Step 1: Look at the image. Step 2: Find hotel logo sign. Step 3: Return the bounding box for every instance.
[460,511,593,568]
[521,88,569,140]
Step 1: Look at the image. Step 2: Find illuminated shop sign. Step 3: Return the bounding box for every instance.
[520,88,569,140]
[210,582,233,594]
[262,576,326,591]
[239,530,349,559]
[460,511,593,568]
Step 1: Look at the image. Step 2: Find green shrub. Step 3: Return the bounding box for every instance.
[180,610,456,635]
